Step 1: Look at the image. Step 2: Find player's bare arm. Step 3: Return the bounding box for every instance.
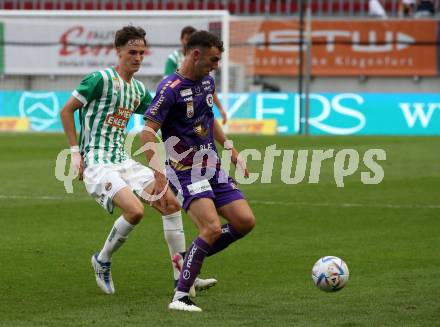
[213,119,249,177]
[140,119,168,208]
[213,91,227,125]
[60,96,84,180]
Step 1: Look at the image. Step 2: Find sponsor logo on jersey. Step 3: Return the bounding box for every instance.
[149,94,165,116]
[186,101,194,118]
[204,85,212,92]
[180,88,193,97]
[206,94,214,107]
[105,107,131,128]
[170,79,182,89]
[183,96,193,102]
[202,80,211,86]
[187,179,212,196]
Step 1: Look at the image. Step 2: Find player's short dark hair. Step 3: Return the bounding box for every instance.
[114,25,147,48]
[186,30,224,53]
[180,26,197,39]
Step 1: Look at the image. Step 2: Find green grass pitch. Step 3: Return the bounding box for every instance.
[0,133,439,326]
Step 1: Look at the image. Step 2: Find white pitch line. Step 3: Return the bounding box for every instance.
[1,195,439,210]
[0,194,89,200]
[249,200,440,209]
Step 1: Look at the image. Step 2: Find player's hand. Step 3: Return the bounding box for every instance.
[152,171,168,208]
[71,150,84,181]
[230,148,249,178]
[220,110,228,125]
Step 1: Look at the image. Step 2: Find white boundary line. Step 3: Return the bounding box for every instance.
[249,200,440,209]
[1,195,439,209]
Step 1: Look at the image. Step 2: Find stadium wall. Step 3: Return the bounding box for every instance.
[1,90,439,135]
[0,13,439,135]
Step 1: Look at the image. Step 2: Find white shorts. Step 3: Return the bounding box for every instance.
[83,159,155,213]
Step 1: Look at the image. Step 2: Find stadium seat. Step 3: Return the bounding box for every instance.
[63,2,72,10]
[165,2,175,10]
[186,1,195,10]
[289,1,298,14]
[144,1,155,10]
[228,1,237,13]
[83,1,96,10]
[23,1,35,9]
[104,1,114,10]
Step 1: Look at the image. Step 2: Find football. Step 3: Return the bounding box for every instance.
[312,256,349,292]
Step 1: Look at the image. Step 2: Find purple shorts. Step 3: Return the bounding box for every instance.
[167,167,244,212]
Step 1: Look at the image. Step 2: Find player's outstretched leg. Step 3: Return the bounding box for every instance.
[156,190,218,297]
[91,188,143,294]
[169,237,211,312]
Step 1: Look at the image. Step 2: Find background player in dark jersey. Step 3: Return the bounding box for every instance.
[141,30,255,312]
[164,25,228,125]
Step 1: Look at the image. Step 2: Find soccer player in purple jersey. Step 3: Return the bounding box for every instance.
[60,25,215,297]
[141,30,255,312]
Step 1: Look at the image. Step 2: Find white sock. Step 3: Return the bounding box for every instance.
[98,216,134,262]
[162,211,186,280]
[173,291,189,302]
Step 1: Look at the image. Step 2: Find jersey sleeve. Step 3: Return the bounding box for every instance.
[72,71,103,105]
[164,56,177,77]
[144,82,176,126]
[134,88,153,115]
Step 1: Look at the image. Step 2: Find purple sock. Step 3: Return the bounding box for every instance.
[177,237,211,293]
[207,223,243,257]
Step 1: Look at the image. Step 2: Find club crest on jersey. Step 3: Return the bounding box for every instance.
[186,101,194,118]
[206,94,214,107]
[180,88,192,97]
[195,86,201,95]
[112,77,120,93]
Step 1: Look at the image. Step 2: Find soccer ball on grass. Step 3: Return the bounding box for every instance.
[312,256,349,292]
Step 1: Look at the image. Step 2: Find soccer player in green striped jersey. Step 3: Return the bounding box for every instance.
[164,25,228,125]
[60,25,216,296]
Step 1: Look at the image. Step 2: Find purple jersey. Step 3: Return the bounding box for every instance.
[145,72,218,170]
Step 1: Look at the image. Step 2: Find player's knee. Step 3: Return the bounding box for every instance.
[163,200,180,215]
[239,213,256,234]
[201,221,222,244]
[125,204,144,224]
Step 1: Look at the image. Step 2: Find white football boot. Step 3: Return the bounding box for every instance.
[168,296,202,312]
[91,252,114,294]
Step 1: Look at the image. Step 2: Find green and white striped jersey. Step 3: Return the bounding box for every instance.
[164,49,184,76]
[72,67,152,166]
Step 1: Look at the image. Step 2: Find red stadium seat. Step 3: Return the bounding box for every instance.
[289,1,298,14]
[64,2,73,10]
[207,1,217,10]
[166,2,176,10]
[104,1,114,10]
[83,1,96,10]
[144,1,154,10]
[3,1,14,9]
[228,1,237,13]
[23,1,35,9]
